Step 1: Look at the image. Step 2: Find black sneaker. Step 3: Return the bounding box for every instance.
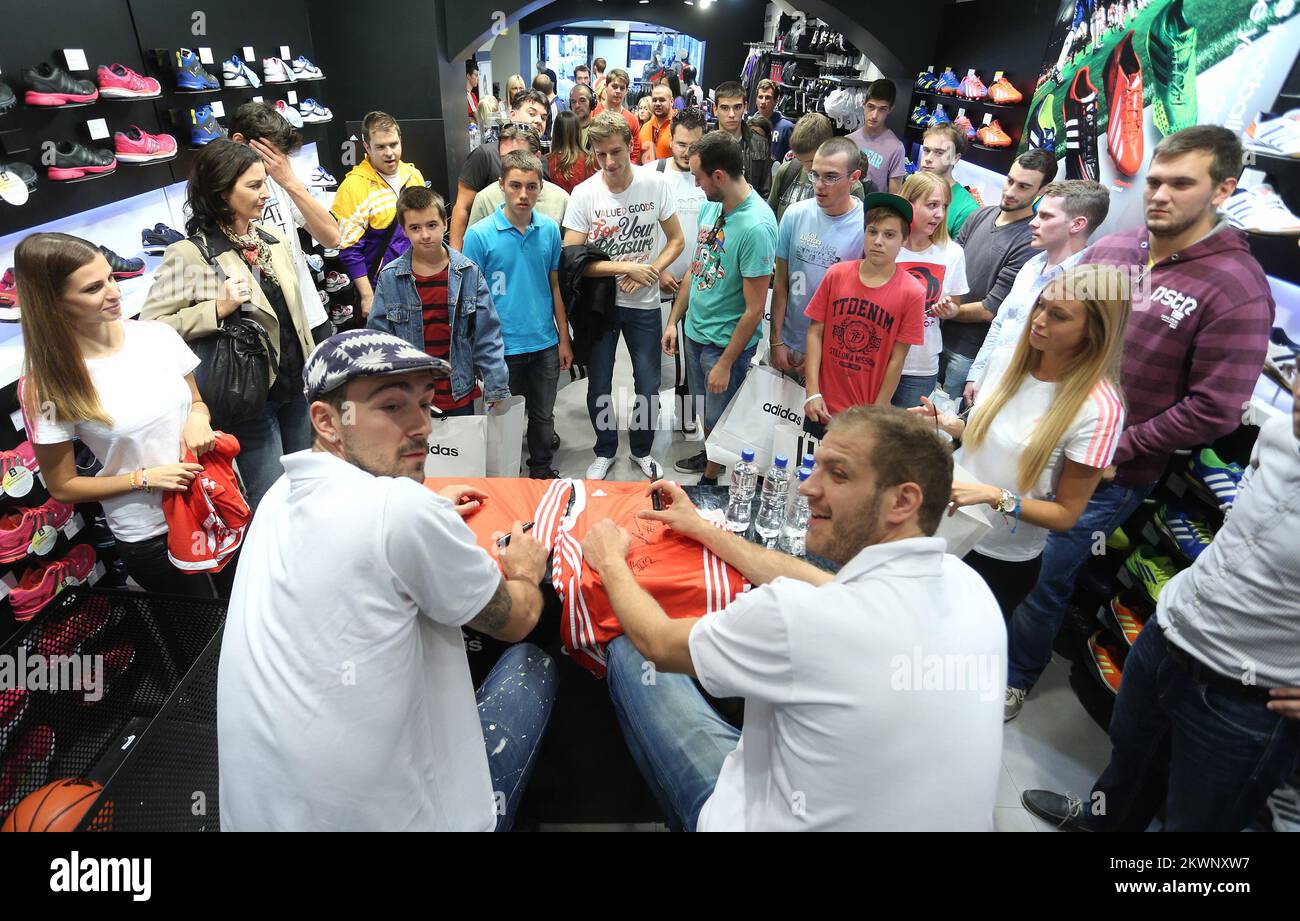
[48,142,117,181]
[141,223,183,255]
[0,80,15,114]
[529,467,561,480]
[2,162,37,192]
[674,450,708,474]
[699,475,718,486]
[97,245,145,280]
[1020,790,1092,831]
[23,62,99,106]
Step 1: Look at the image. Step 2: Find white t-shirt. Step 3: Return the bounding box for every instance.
[258,173,328,328]
[562,165,678,310]
[896,239,968,378]
[688,536,1005,831]
[960,347,1126,562]
[29,321,198,543]
[654,159,706,286]
[217,450,504,831]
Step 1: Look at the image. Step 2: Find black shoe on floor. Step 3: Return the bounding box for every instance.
[529,467,560,480]
[1021,790,1091,831]
[675,450,707,474]
[97,245,145,280]
[699,475,718,486]
[551,432,561,450]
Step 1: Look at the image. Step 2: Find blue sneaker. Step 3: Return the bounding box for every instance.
[909,100,929,127]
[141,223,183,256]
[174,48,219,91]
[1155,502,1214,562]
[1186,448,1244,510]
[927,105,951,127]
[934,67,961,95]
[190,105,226,146]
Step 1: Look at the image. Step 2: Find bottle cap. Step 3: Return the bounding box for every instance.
[774,454,788,468]
[741,448,755,462]
[798,466,812,480]
[802,452,815,467]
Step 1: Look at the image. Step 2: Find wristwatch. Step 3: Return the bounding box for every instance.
[996,489,1018,515]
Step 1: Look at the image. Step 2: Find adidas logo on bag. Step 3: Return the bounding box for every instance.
[428,444,460,457]
[764,402,803,425]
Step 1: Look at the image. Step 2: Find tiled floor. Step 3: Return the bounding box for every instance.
[545,343,1113,831]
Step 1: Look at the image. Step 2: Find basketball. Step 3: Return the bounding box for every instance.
[1,778,109,832]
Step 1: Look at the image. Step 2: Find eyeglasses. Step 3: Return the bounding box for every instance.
[806,171,846,187]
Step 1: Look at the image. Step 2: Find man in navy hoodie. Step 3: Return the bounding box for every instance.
[1003,126,1274,721]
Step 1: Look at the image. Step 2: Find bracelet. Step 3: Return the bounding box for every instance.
[803,393,823,406]
[129,469,140,491]
[142,468,151,494]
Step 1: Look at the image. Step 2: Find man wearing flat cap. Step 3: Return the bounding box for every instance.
[217,330,556,832]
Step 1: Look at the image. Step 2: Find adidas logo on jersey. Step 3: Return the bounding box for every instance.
[764,402,803,425]
[428,444,460,457]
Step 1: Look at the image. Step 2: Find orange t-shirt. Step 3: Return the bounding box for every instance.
[639,116,673,163]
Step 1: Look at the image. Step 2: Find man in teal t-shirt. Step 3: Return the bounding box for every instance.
[665,131,778,484]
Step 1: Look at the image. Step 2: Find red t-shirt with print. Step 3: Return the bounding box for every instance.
[416,269,480,411]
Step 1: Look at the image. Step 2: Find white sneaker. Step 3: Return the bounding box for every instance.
[631,454,662,480]
[1223,184,1300,235]
[222,55,261,88]
[300,98,333,124]
[1246,110,1300,158]
[1004,686,1027,722]
[275,99,304,128]
[586,456,614,480]
[262,57,294,84]
[291,55,325,80]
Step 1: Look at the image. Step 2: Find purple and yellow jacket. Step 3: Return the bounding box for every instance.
[329,157,426,283]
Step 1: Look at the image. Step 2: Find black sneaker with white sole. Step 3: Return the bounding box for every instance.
[1020,790,1092,831]
[675,450,708,474]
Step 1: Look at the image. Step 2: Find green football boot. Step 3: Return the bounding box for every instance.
[1147,0,1198,136]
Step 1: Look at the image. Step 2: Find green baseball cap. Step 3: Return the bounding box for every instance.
[862,191,913,227]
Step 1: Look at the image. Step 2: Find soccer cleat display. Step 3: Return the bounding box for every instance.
[1186,448,1243,510]
[309,166,338,191]
[262,57,296,84]
[1245,110,1300,158]
[1087,631,1124,695]
[1124,545,1180,604]
[1065,67,1100,181]
[96,64,161,99]
[1147,0,1198,136]
[190,105,227,146]
[10,544,97,622]
[173,48,220,91]
[1027,96,1057,151]
[909,100,929,128]
[987,75,1023,105]
[927,104,950,127]
[291,56,325,80]
[935,67,961,95]
[958,72,987,101]
[1222,184,1300,236]
[976,120,1012,148]
[0,497,73,563]
[141,223,183,256]
[114,126,178,164]
[97,245,144,280]
[1107,590,1151,648]
[274,99,304,128]
[1104,30,1144,177]
[23,63,98,106]
[222,55,262,89]
[47,142,116,181]
[299,98,333,124]
[1155,502,1214,562]
[953,114,975,141]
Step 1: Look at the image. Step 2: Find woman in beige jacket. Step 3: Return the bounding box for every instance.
[143,140,316,507]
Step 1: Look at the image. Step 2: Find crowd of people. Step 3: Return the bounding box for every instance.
[9,57,1298,832]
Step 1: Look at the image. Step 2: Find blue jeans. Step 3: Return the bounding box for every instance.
[1086,623,1300,831]
[684,337,757,435]
[478,642,557,832]
[229,397,313,510]
[606,635,739,831]
[938,349,973,406]
[587,306,663,459]
[1007,480,1151,689]
[891,372,938,410]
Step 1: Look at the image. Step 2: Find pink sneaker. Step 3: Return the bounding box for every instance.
[0,497,73,563]
[97,64,161,99]
[0,441,38,496]
[114,125,178,163]
[10,544,96,622]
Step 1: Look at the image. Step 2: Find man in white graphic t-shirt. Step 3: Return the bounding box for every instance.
[563,112,684,482]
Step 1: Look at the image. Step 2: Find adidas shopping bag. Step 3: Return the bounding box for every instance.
[425,414,487,477]
[705,364,806,470]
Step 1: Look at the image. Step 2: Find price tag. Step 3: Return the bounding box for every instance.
[198,47,214,65]
[243,46,256,64]
[252,95,263,103]
[280,45,291,60]
[30,525,59,556]
[3,464,34,498]
[87,561,107,586]
[63,49,90,72]
[62,514,84,540]
[287,90,298,105]
[11,407,24,432]
[87,118,110,141]
[994,71,1004,81]
[210,100,225,118]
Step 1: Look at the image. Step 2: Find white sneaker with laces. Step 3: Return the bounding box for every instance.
[631,454,661,480]
[586,456,614,480]
[1223,184,1300,235]
[1004,686,1027,722]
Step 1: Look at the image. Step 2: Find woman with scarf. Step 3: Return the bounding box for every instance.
[143,139,316,508]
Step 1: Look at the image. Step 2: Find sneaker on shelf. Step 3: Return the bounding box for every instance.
[1107,589,1152,648]
[262,57,296,84]
[33,606,110,660]
[0,497,74,564]
[934,67,961,95]
[1027,96,1057,151]
[322,247,340,259]
[1021,790,1090,831]
[310,166,338,190]
[97,64,161,100]
[97,245,145,280]
[926,105,950,127]
[1186,448,1244,510]
[221,54,262,88]
[0,441,42,498]
[631,454,662,480]
[1245,110,1300,158]
[0,79,14,114]
[318,289,330,307]
[976,120,1012,147]
[324,270,350,292]
[306,253,324,274]
[914,69,933,90]
[274,99,304,128]
[47,142,116,181]
[190,105,227,146]
[1123,544,1180,604]
[988,74,1024,104]
[1,162,37,204]
[1222,184,1300,235]
[1106,524,1131,552]
[299,98,333,124]
[114,125,177,164]
[918,70,940,92]
[958,72,987,100]
[22,62,98,106]
[908,101,929,128]
[141,223,183,256]
[328,303,353,326]
[1086,629,1125,694]
[1155,501,1214,562]
[291,56,325,80]
[173,48,220,91]
[586,456,614,480]
[1065,66,1100,180]
[1264,326,1299,390]
[10,544,97,622]
[674,450,708,474]
[1147,0,1198,136]
[1104,31,1144,177]
[0,268,16,308]
[952,114,975,141]
[1004,685,1027,722]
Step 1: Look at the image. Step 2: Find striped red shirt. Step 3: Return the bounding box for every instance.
[415,269,480,411]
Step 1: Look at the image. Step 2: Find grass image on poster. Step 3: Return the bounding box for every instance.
[1021,0,1300,182]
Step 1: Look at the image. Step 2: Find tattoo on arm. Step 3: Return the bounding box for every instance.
[467,578,512,636]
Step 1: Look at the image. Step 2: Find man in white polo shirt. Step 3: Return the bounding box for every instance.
[218,330,557,831]
[582,405,1006,830]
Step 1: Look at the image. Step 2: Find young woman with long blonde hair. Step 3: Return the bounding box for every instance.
[912,263,1130,618]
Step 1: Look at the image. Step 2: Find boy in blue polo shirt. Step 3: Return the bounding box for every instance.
[462,150,573,478]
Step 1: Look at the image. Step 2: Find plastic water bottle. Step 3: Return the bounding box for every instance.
[468,123,480,152]
[802,451,816,471]
[725,448,758,533]
[754,454,792,543]
[779,466,813,556]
